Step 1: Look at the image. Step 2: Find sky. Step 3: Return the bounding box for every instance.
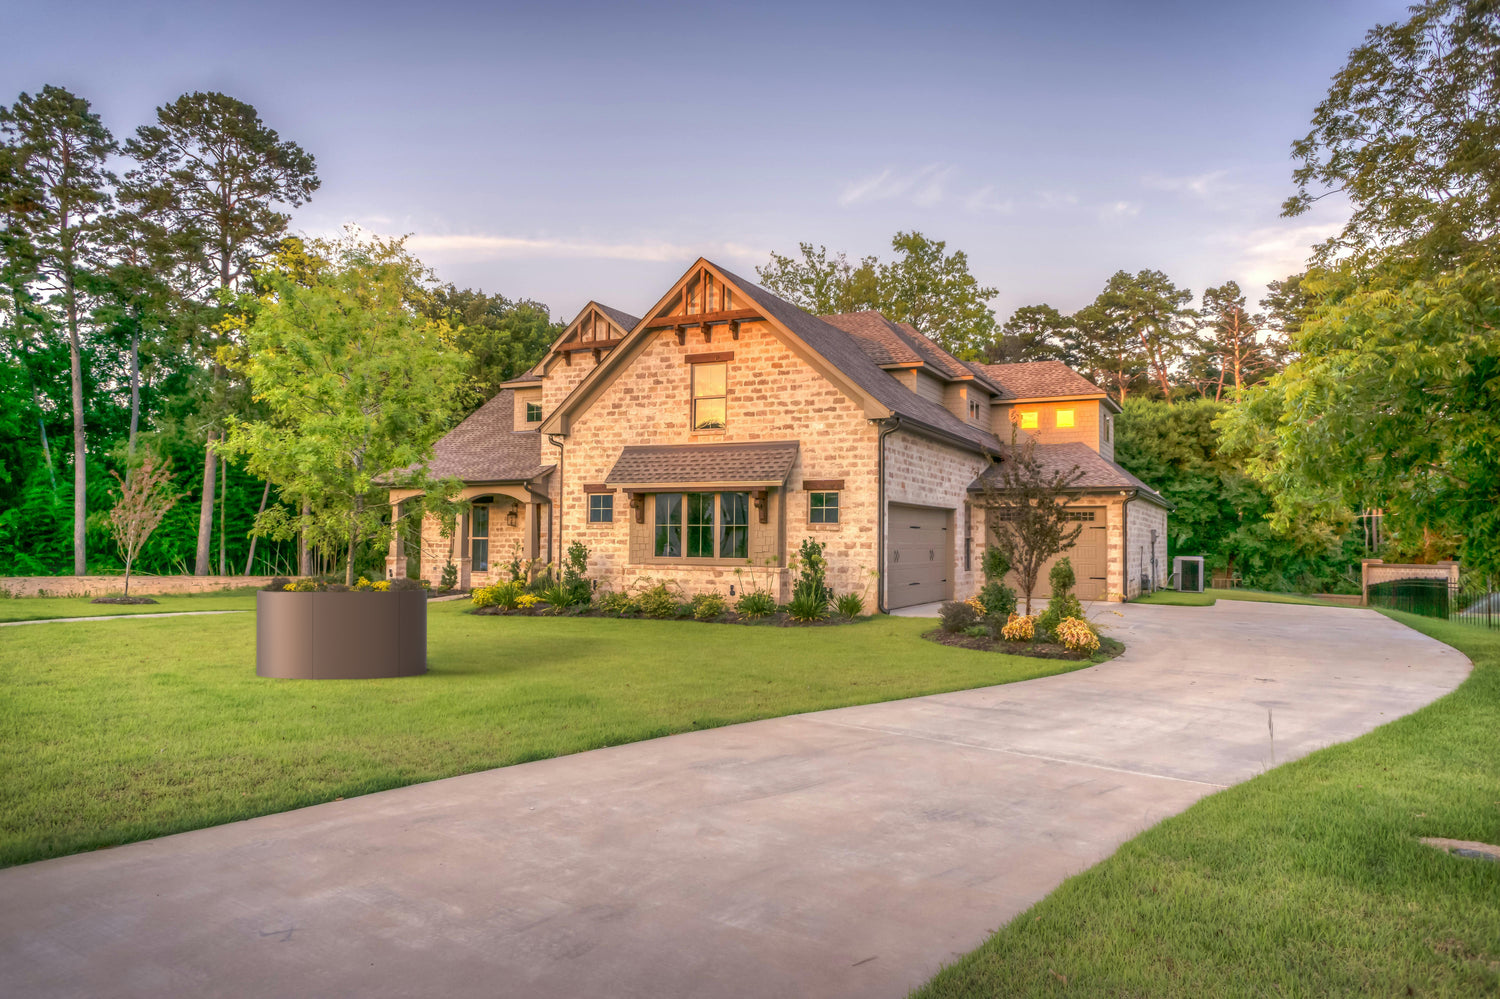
[5,0,1409,324]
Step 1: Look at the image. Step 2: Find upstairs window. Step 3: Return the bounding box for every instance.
[692,362,727,430]
[525,402,542,423]
[1105,414,1112,442]
[809,491,840,524]
[1055,409,1075,428]
[1017,410,1039,429]
[968,399,982,422]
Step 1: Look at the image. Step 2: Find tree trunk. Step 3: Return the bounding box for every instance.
[244,479,271,575]
[14,302,56,494]
[123,557,131,598]
[66,283,86,575]
[298,500,311,576]
[218,455,227,575]
[127,331,141,473]
[194,433,216,575]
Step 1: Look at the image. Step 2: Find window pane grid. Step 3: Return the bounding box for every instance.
[720,492,749,559]
[809,491,840,524]
[655,494,681,557]
[686,492,715,557]
[589,494,613,523]
[691,362,727,430]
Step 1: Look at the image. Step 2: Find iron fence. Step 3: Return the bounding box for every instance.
[1366,577,1500,630]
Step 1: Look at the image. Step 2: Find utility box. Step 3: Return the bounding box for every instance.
[1174,556,1205,593]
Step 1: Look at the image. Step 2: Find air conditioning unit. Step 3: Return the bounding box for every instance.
[1174,556,1205,593]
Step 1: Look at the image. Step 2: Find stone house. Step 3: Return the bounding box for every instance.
[388,259,1171,608]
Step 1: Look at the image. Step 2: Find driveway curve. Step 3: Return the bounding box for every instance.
[0,602,1470,998]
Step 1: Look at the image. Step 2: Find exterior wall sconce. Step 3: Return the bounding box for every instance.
[506,505,519,527]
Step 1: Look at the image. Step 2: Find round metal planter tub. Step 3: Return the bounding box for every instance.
[256,590,427,679]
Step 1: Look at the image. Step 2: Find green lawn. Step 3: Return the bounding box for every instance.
[0,589,260,622]
[0,603,1092,868]
[1132,587,1349,608]
[912,612,1500,998]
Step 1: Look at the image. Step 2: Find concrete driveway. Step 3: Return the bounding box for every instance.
[0,602,1469,998]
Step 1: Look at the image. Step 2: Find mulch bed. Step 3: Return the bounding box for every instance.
[469,605,862,627]
[89,596,159,605]
[923,627,1125,662]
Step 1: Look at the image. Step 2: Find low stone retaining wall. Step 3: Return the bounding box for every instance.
[0,575,283,598]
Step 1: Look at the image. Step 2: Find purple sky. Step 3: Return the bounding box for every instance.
[8,0,1404,325]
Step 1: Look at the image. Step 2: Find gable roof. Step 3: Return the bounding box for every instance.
[968,442,1173,509]
[595,303,641,332]
[968,360,1111,403]
[423,388,553,483]
[708,265,1004,454]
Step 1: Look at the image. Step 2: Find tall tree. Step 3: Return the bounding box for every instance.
[418,286,562,401]
[0,134,56,491]
[1197,281,1272,399]
[220,234,467,585]
[1091,269,1194,403]
[122,91,319,576]
[1070,297,1145,402]
[757,232,998,356]
[987,304,1075,364]
[1,86,116,574]
[1284,0,1500,268]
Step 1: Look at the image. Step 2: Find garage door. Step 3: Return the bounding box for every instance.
[995,506,1108,603]
[887,504,951,608]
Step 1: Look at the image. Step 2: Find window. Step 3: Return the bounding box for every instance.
[685,492,715,557]
[588,494,613,523]
[1055,409,1075,428]
[719,492,749,558]
[1105,414,1112,442]
[525,402,542,423]
[652,491,750,559]
[968,400,982,422]
[654,494,682,557]
[1017,410,1039,429]
[809,491,840,524]
[692,362,727,430]
[470,505,489,571]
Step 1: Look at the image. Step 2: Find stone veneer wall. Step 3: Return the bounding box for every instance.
[0,575,281,598]
[884,430,990,605]
[1124,498,1170,598]
[560,319,880,602]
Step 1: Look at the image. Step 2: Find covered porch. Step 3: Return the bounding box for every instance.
[386,481,552,590]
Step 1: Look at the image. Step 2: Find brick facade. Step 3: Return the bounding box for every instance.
[884,431,990,602]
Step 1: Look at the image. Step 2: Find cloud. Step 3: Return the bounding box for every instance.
[1036,190,1080,209]
[963,185,1015,215]
[1227,221,1343,285]
[1142,169,1231,199]
[838,163,951,207]
[1098,200,1142,220]
[399,233,766,264]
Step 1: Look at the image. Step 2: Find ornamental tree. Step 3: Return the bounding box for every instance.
[219,232,467,584]
[107,452,180,597]
[980,431,1085,613]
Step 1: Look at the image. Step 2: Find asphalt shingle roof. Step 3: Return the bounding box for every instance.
[968,442,1172,508]
[605,440,800,486]
[713,266,1004,454]
[595,303,641,332]
[424,389,552,483]
[968,360,1106,400]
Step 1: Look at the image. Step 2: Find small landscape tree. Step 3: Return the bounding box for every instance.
[981,432,1086,613]
[107,452,180,597]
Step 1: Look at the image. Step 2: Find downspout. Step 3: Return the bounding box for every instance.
[547,434,566,569]
[1119,489,1136,599]
[875,416,902,614]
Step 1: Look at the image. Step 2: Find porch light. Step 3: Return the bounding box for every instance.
[506,505,519,527]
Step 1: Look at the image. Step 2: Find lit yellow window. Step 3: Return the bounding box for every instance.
[1018,410,1038,429]
[1056,409,1075,428]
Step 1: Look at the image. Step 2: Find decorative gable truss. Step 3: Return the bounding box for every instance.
[542,302,637,371]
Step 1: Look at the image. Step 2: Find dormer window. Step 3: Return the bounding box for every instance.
[692,362,727,430]
[525,402,542,423]
[968,400,982,422]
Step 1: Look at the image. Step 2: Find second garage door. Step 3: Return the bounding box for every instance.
[887,504,951,609]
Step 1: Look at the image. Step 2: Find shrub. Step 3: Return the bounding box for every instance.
[353,577,374,591]
[1037,557,1084,636]
[539,582,583,613]
[835,592,864,619]
[388,576,424,592]
[472,581,523,610]
[976,580,1018,619]
[791,538,832,607]
[982,546,1011,583]
[788,588,830,622]
[963,624,991,638]
[516,593,543,610]
[440,560,458,591]
[1000,613,1035,642]
[939,600,979,632]
[263,576,290,592]
[1055,616,1099,653]
[597,590,639,617]
[1049,556,1076,594]
[371,580,391,592]
[691,592,728,621]
[286,578,321,592]
[735,589,776,619]
[327,582,350,592]
[638,582,682,620]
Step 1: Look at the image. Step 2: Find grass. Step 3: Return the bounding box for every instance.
[0,603,1089,869]
[912,612,1500,998]
[0,589,260,622]
[1132,587,1350,608]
